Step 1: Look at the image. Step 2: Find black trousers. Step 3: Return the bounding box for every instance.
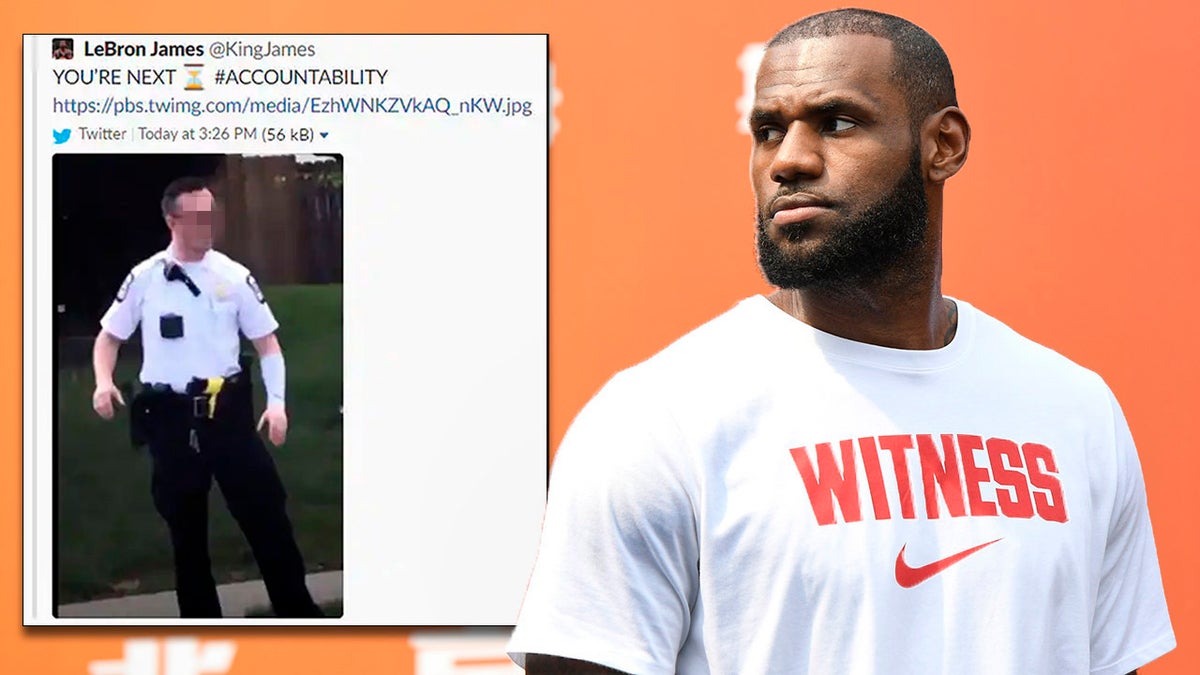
[143,390,322,618]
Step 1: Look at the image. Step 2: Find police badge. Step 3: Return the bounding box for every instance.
[115,272,134,302]
[246,274,265,303]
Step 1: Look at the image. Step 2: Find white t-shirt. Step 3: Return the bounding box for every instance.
[508,295,1175,675]
[100,247,279,392]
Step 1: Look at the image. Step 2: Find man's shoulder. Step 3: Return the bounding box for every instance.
[603,296,770,396]
[205,250,273,309]
[966,300,1109,391]
[204,249,252,276]
[118,252,168,298]
[204,250,262,289]
[106,252,168,306]
[553,303,764,488]
[127,251,168,279]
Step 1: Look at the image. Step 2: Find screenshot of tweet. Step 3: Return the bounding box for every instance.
[23,35,548,626]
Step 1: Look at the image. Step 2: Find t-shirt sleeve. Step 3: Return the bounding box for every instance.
[1089,390,1175,675]
[98,268,145,340]
[507,372,699,675]
[235,272,279,340]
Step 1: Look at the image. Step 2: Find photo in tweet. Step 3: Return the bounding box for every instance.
[52,152,344,620]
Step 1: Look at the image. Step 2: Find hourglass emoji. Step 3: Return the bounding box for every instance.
[184,63,203,91]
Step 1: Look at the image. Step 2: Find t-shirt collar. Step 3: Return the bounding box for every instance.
[747,293,974,372]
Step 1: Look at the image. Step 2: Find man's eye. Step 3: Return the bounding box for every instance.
[826,118,856,133]
[754,127,784,142]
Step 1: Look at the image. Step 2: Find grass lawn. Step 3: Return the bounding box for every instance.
[55,284,343,606]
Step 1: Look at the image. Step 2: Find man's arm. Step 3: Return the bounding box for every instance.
[1089,389,1175,673]
[251,332,285,404]
[93,329,121,386]
[91,330,125,419]
[251,332,282,363]
[94,264,144,419]
[524,654,629,674]
[251,332,287,445]
[250,332,281,354]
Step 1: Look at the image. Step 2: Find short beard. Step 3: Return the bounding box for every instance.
[756,148,929,290]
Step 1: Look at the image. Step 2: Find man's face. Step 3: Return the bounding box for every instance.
[750,34,929,288]
[166,188,217,253]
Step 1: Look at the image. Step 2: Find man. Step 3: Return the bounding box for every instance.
[92,176,323,618]
[51,38,73,60]
[508,9,1174,674]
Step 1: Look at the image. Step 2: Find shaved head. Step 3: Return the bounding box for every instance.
[768,8,957,125]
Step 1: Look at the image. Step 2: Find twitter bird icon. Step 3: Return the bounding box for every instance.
[53,128,71,144]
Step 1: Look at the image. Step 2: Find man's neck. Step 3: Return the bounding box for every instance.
[169,242,206,263]
[768,270,956,351]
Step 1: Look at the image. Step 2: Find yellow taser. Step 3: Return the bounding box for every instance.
[204,377,225,418]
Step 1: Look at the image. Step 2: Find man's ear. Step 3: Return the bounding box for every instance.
[923,106,970,184]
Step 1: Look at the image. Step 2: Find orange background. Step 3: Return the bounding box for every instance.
[6,0,1200,672]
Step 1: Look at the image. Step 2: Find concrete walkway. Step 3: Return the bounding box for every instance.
[56,571,342,618]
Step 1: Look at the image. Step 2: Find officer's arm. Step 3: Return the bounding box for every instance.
[251,333,286,408]
[92,329,124,389]
[251,332,282,357]
[96,266,142,388]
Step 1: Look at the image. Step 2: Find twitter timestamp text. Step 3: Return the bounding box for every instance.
[50,125,325,145]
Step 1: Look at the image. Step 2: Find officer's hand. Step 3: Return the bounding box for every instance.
[257,403,288,446]
[92,384,125,420]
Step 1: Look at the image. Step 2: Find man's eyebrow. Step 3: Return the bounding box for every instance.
[812,95,876,116]
[749,108,782,127]
[750,95,878,127]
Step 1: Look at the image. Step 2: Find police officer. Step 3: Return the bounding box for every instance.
[91,175,323,618]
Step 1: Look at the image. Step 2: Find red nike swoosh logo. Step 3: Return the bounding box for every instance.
[895,538,1002,588]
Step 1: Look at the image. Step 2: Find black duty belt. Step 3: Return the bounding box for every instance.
[142,372,247,419]
[131,367,252,451]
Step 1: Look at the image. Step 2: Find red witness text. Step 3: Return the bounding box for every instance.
[790,434,1068,526]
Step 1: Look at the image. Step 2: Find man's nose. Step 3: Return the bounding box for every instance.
[770,122,824,184]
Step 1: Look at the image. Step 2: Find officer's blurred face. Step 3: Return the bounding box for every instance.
[166,188,216,255]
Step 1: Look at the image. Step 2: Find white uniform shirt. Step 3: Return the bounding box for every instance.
[508,296,1175,675]
[100,247,279,392]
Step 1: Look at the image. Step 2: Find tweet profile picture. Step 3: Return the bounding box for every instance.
[52,38,74,60]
